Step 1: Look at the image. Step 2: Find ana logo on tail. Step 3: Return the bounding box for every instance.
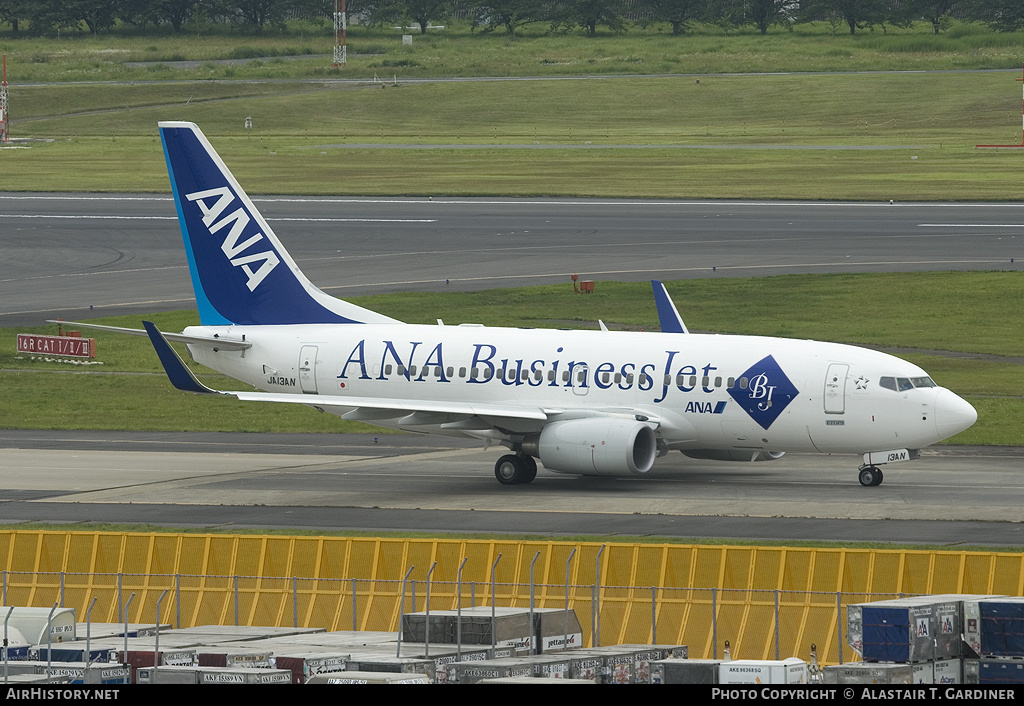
[186,186,280,292]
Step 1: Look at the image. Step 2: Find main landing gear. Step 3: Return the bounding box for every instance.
[494,454,537,485]
[858,465,884,487]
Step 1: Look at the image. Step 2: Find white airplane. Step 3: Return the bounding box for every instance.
[58,122,978,487]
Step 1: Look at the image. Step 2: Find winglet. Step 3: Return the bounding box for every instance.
[143,321,221,395]
[651,280,688,334]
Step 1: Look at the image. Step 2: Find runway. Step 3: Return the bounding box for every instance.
[1,194,1021,543]
[0,194,1019,327]
[0,430,1022,546]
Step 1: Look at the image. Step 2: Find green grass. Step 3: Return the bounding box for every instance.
[3,20,1024,82]
[4,67,1024,199]
[1,273,1020,443]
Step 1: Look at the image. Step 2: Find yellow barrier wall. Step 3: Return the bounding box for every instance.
[2,530,1021,664]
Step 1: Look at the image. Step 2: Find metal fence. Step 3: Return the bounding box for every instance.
[1,570,911,664]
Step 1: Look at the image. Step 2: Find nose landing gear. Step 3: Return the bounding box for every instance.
[858,465,883,487]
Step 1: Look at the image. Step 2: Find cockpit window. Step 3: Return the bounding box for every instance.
[880,375,936,392]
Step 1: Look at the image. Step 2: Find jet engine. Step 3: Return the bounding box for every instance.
[524,418,658,476]
[682,449,786,462]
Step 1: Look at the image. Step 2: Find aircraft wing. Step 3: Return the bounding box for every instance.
[142,322,551,426]
[46,320,251,351]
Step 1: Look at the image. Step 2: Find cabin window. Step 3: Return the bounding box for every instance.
[701,376,710,387]
[459,367,466,378]
[614,373,621,384]
[727,377,736,389]
[562,371,570,382]
[547,370,556,382]
[397,365,405,376]
[626,373,634,384]
[739,377,748,389]
[602,372,611,384]
[715,376,722,388]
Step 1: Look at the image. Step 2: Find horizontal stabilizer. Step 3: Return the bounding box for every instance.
[46,320,251,351]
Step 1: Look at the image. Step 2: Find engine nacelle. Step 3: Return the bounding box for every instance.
[527,418,658,476]
[682,449,786,462]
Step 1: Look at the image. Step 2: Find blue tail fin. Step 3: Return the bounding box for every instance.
[159,121,398,326]
[652,280,688,334]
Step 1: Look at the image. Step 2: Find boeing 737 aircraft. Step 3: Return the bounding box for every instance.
[58,122,978,487]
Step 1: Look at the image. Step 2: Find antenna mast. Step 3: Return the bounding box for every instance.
[333,0,347,68]
[1,54,9,143]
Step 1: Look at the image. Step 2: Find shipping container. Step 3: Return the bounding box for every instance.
[824,662,914,684]
[719,658,808,684]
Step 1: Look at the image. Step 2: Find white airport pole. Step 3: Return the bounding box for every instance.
[46,603,56,679]
[1018,62,1023,145]
[0,54,8,143]
[397,565,414,658]
[4,606,13,683]
[154,589,168,681]
[424,561,436,657]
[456,557,467,661]
[529,552,539,655]
[564,548,576,650]
[333,0,347,68]
[85,596,97,667]
[123,592,135,673]
[489,554,501,653]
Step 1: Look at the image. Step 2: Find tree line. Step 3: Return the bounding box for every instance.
[0,0,1021,37]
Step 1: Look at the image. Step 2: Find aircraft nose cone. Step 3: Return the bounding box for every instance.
[934,389,977,440]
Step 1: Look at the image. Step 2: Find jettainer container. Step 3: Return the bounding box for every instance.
[719,658,808,684]
[0,607,76,644]
[401,607,582,654]
[848,596,974,663]
[963,658,1024,684]
[306,670,431,684]
[136,665,292,684]
[822,662,914,684]
[651,658,723,684]
[961,596,1024,657]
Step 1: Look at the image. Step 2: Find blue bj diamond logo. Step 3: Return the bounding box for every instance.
[727,355,799,430]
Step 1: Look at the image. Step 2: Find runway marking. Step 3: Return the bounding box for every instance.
[320,259,1008,290]
[6,194,1024,208]
[919,223,1024,228]
[0,214,435,223]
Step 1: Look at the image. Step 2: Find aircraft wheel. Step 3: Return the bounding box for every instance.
[495,454,526,485]
[520,456,538,484]
[858,466,883,487]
